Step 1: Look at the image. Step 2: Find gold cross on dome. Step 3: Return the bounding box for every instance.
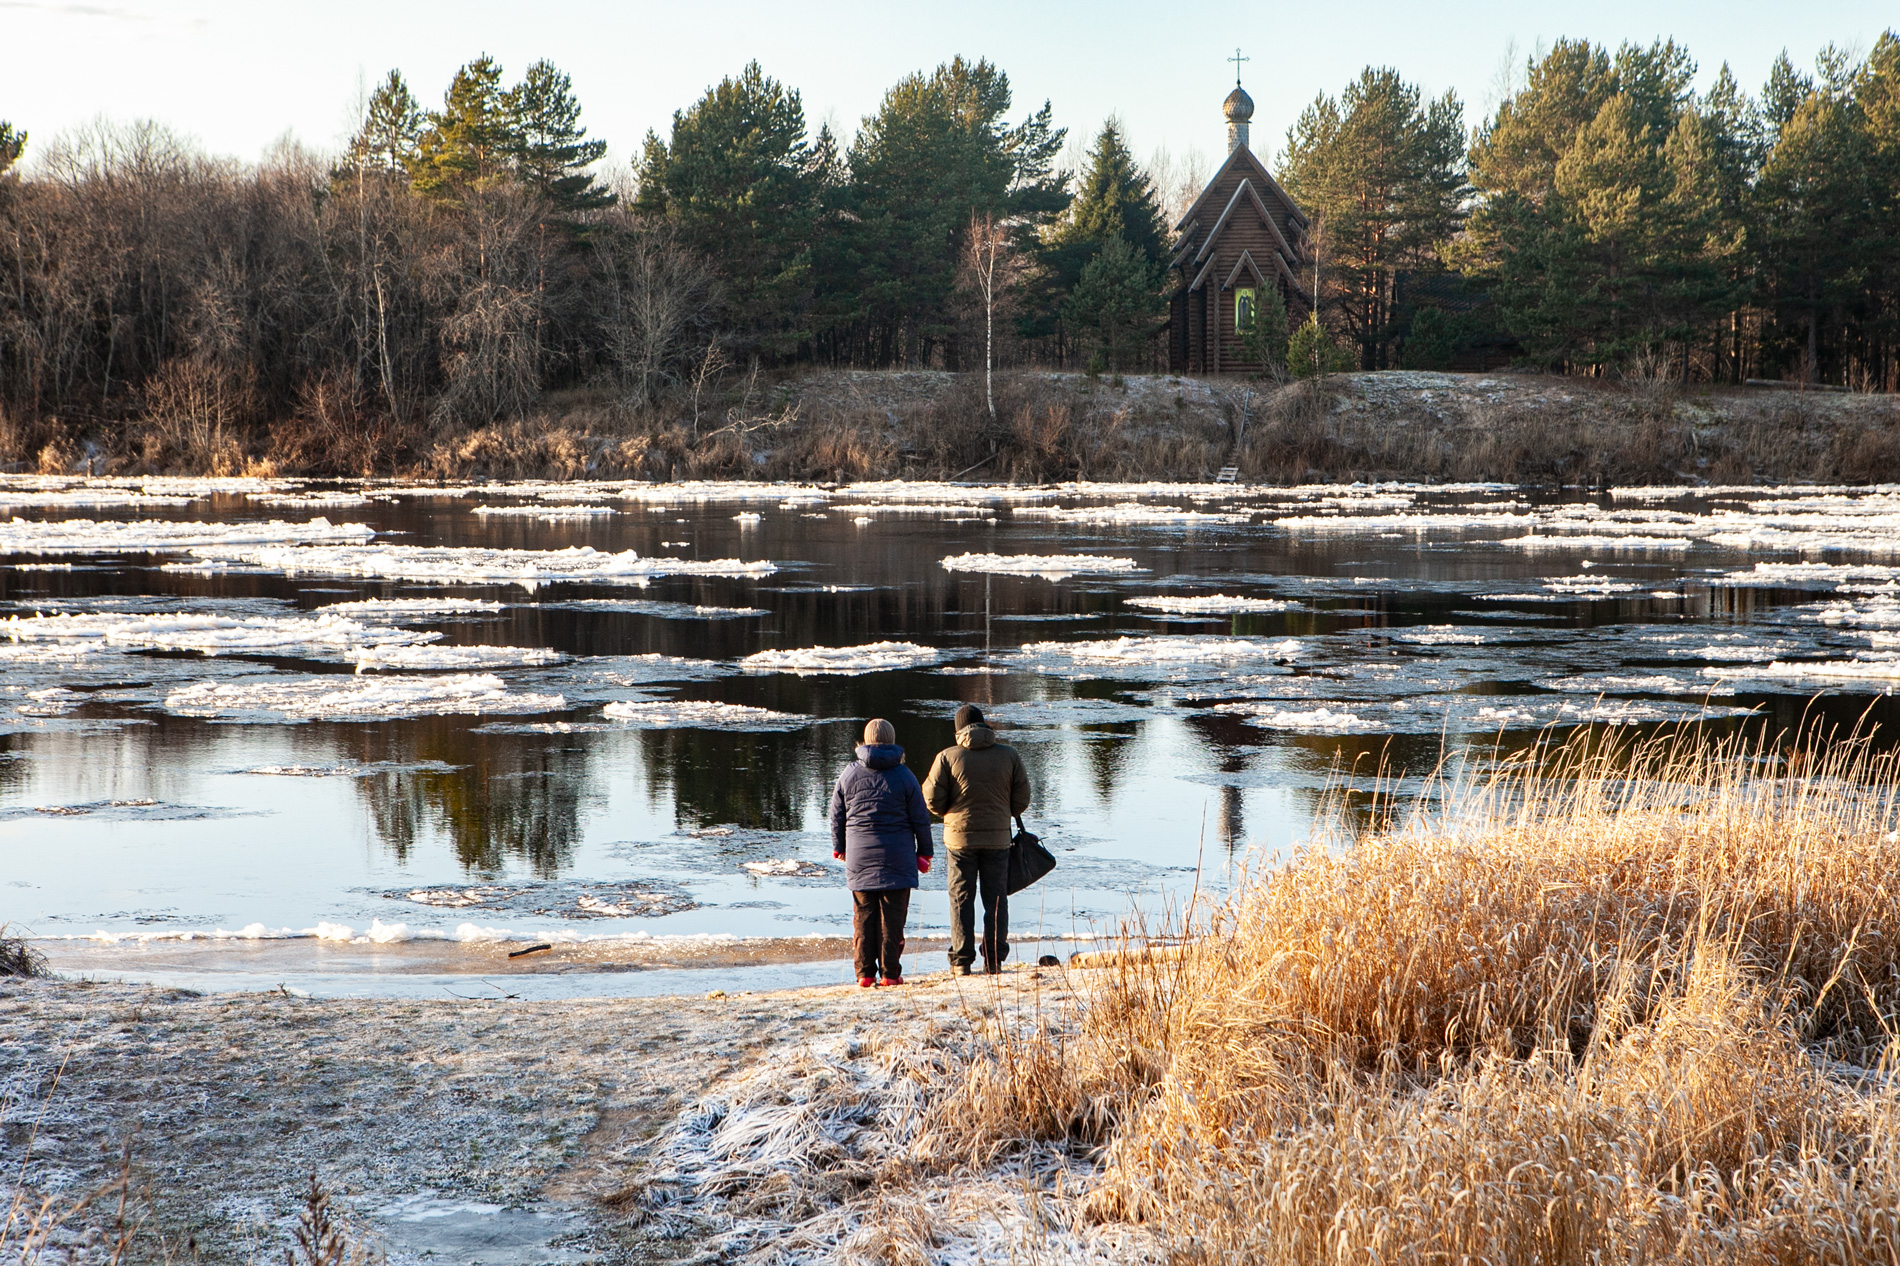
[1230,48,1250,85]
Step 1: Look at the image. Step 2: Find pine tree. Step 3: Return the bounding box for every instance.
[1280,67,1466,368]
[0,121,27,177]
[412,55,517,197]
[637,62,819,355]
[349,71,423,175]
[507,61,611,213]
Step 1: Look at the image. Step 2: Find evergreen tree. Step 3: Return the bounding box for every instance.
[507,60,611,213]
[349,71,423,175]
[1061,120,1168,263]
[841,57,1068,366]
[1237,282,1290,374]
[1280,67,1466,368]
[1062,236,1161,373]
[636,62,819,355]
[411,55,517,197]
[0,122,23,177]
[1287,311,1352,377]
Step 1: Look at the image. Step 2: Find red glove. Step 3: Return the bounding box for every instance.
[917,856,931,874]
[833,851,845,861]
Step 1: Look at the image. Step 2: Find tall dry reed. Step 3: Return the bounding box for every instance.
[926,726,1900,1262]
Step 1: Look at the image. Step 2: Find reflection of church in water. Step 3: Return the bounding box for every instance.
[1167,68,1313,375]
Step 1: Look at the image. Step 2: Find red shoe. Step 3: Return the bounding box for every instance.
[858,976,875,988]
[878,975,903,987]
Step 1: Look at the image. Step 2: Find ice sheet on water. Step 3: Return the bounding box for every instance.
[315,597,506,617]
[607,480,828,504]
[353,644,563,671]
[1541,673,1731,697]
[2,610,435,656]
[0,516,375,555]
[1125,594,1296,615]
[1544,574,1647,595]
[398,879,696,918]
[842,481,1054,502]
[1212,703,1381,733]
[1809,596,1900,628]
[1018,636,1301,669]
[249,492,372,509]
[1644,631,1800,663]
[183,542,776,589]
[471,504,616,518]
[941,552,1142,578]
[1722,562,1900,588]
[833,502,998,516]
[1704,658,1900,684]
[602,699,813,730]
[1014,503,1252,526]
[1387,625,1488,645]
[164,673,565,720]
[238,760,462,777]
[545,598,767,619]
[469,720,615,735]
[739,642,941,675]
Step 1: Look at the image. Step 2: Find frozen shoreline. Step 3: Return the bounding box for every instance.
[0,969,1102,1265]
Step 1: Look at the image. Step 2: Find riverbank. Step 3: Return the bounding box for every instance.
[13,369,1898,487]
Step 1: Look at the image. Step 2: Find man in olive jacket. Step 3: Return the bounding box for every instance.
[923,704,1030,975]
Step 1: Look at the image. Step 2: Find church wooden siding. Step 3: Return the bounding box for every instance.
[1165,118,1312,376]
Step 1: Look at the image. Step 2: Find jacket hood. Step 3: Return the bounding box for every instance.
[856,743,906,770]
[956,724,997,750]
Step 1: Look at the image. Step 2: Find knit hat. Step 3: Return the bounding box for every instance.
[953,704,985,731]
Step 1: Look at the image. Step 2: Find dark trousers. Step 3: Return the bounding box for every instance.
[947,847,1010,971]
[851,889,911,980]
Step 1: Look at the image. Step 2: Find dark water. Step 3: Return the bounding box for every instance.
[3,478,1896,992]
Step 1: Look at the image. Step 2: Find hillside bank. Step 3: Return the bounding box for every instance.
[12,369,1899,488]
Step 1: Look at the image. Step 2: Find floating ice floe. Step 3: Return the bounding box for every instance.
[250,492,372,509]
[472,504,616,518]
[1015,503,1252,526]
[602,699,813,730]
[610,481,828,504]
[316,597,506,617]
[353,644,563,671]
[842,481,1055,502]
[1126,594,1294,615]
[740,858,829,877]
[941,552,1143,579]
[1387,625,1487,645]
[1809,596,1900,628]
[1704,658,1900,683]
[2,610,435,656]
[1543,574,1647,595]
[548,598,767,619]
[398,880,695,918]
[181,543,777,589]
[165,673,565,719]
[739,642,942,675]
[1020,636,1301,667]
[733,512,762,523]
[834,503,997,516]
[1212,703,1380,733]
[0,516,375,555]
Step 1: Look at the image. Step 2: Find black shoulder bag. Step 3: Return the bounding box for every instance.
[1006,815,1057,895]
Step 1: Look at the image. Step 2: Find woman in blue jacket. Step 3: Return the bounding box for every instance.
[829,718,934,987]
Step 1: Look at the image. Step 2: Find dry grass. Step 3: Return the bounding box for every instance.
[924,726,1900,1262]
[0,928,48,979]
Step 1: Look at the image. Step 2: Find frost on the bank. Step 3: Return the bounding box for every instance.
[0,516,376,555]
[165,673,565,719]
[941,553,1143,579]
[739,642,942,675]
[181,542,777,589]
[602,699,813,730]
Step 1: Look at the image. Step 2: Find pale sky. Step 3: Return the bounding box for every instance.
[4,0,1894,181]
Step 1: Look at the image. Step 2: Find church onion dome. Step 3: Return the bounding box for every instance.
[1223,86,1255,123]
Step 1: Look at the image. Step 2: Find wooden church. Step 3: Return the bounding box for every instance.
[1167,78,1312,374]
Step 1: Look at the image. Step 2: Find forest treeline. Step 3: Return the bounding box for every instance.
[0,34,1894,474]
